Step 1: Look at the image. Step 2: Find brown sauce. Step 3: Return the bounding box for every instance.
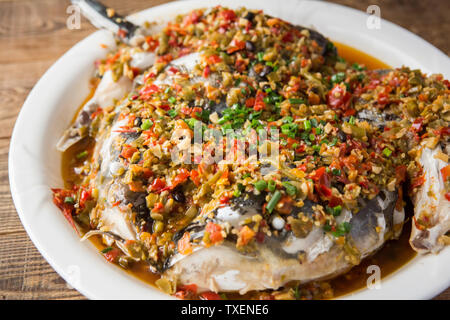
[61,42,416,299]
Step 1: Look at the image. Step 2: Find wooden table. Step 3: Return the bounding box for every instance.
[0,0,448,300]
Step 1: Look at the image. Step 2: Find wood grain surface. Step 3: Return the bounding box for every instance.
[0,0,448,300]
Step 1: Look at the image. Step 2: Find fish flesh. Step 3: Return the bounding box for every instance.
[165,190,399,293]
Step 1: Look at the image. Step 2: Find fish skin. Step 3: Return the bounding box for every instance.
[351,69,400,129]
[350,77,450,253]
[56,70,132,152]
[164,190,399,293]
[89,117,138,242]
[410,146,450,254]
[74,52,205,257]
[57,49,156,152]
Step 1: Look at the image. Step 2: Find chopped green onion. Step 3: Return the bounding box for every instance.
[76,151,88,159]
[383,147,393,157]
[332,221,351,237]
[282,116,293,123]
[168,96,176,104]
[332,205,342,216]
[140,119,153,130]
[289,98,305,104]
[217,117,228,125]
[332,168,341,176]
[268,180,276,192]
[101,247,114,254]
[167,109,178,118]
[257,52,264,62]
[266,190,282,213]
[331,72,345,84]
[282,182,297,196]
[255,180,268,191]
[304,120,311,132]
[281,123,298,138]
[329,138,338,146]
[326,42,336,52]
[249,111,261,120]
[323,221,332,232]
[312,145,320,153]
[186,118,198,129]
[349,116,355,125]
[352,63,366,71]
[64,197,75,204]
[293,287,300,300]
[199,110,210,122]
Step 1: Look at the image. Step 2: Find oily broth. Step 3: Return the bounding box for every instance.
[61,42,416,299]
[334,42,391,70]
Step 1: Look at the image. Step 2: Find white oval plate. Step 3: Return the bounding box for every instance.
[9,0,450,300]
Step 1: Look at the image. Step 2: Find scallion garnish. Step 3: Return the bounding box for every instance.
[329,137,338,146]
[101,247,114,254]
[289,98,305,104]
[255,180,268,191]
[332,168,341,176]
[332,205,342,216]
[140,119,153,130]
[304,120,311,132]
[282,182,297,196]
[168,96,176,104]
[76,151,88,159]
[64,197,75,204]
[257,52,264,62]
[383,147,392,157]
[266,190,281,213]
[281,123,298,138]
[349,116,355,125]
[267,180,276,192]
[167,109,178,118]
[331,72,345,84]
[332,222,351,237]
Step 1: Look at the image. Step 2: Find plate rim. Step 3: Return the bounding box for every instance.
[9,0,450,300]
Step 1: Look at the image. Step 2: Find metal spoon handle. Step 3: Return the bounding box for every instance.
[71,0,140,43]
